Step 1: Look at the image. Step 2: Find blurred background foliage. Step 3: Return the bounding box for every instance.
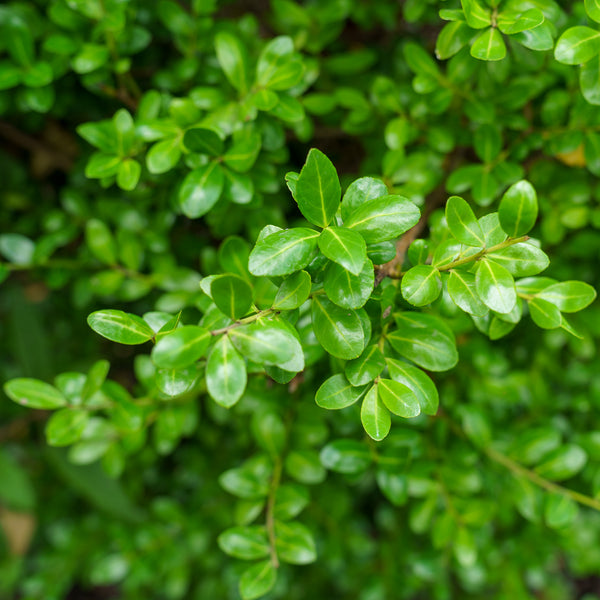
[1,0,600,599]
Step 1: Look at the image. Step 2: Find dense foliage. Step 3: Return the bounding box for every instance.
[1,0,600,598]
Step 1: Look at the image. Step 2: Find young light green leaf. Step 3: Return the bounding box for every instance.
[182,128,224,156]
[239,560,277,600]
[88,310,155,345]
[554,26,600,65]
[215,31,250,94]
[275,521,317,565]
[248,228,319,276]
[528,298,562,329]
[151,325,211,369]
[488,242,549,276]
[311,296,365,360]
[377,379,421,418]
[475,259,517,314]
[470,27,507,61]
[45,409,88,446]
[581,55,600,104]
[218,526,270,560]
[361,385,391,441]
[401,265,442,307]
[461,0,491,29]
[211,273,253,320]
[345,195,420,244]
[273,270,311,310]
[206,335,247,408]
[386,358,439,415]
[345,345,385,387]
[445,196,485,247]
[586,0,600,24]
[4,378,67,410]
[315,374,367,409]
[447,270,489,316]
[318,227,367,276]
[537,281,597,312]
[116,159,141,191]
[498,180,538,237]
[146,137,181,174]
[323,259,374,310]
[387,312,458,372]
[178,162,225,219]
[295,149,341,228]
[341,177,388,222]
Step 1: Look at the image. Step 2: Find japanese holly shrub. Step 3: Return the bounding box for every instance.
[1,1,600,599]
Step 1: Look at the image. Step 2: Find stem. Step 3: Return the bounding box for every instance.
[266,456,282,569]
[485,446,600,512]
[437,235,529,272]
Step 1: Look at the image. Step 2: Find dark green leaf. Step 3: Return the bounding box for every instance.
[345,345,385,387]
[183,128,224,156]
[323,259,374,310]
[151,325,211,369]
[318,227,367,276]
[211,273,253,320]
[320,439,372,474]
[273,270,311,310]
[498,180,538,237]
[446,196,485,247]
[239,560,277,600]
[475,259,517,314]
[218,526,270,560]
[386,358,439,415]
[315,374,367,409]
[341,177,388,222]
[447,270,489,316]
[206,336,247,407]
[178,162,225,219]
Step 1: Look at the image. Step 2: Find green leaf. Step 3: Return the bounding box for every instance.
[435,21,474,60]
[403,41,440,78]
[285,450,326,484]
[71,44,109,74]
[377,379,421,418]
[256,36,304,90]
[580,55,600,104]
[586,0,600,24]
[88,310,155,345]
[345,195,420,244]
[273,270,311,310]
[361,385,391,441]
[386,358,439,415]
[545,494,578,529]
[387,313,458,372]
[470,27,507,61]
[146,137,181,174]
[223,130,261,173]
[320,440,372,474]
[341,177,388,222]
[318,227,367,276]
[274,484,309,521]
[498,180,538,237]
[537,281,597,312]
[218,526,270,560]
[475,259,517,314]
[252,411,286,455]
[497,8,544,34]
[206,335,247,407]
[116,159,141,191]
[345,345,385,387]
[511,21,554,51]
[295,149,341,228]
[535,445,587,481]
[220,465,269,499]
[239,560,277,600]
[0,233,35,265]
[211,273,253,320]
[155,366,200,397]
[315,374,367,409]
[447,270,489,316]
[323,259,374,310]
[528,298,562,329]
[178,162,225,219]
[487,242,549,276]
[229,321,299,368]
[311,297,365,360]
[248,228,319,276]
[183,128,224,156]
[151,325,211,369]
[554,26,600,65]
[45,409,88,446]
[215,31,250,94]
[275,521,317,565]
[401,265,442,307]
[461,0,491,29]
[85,219,117,265]
[445,196,485,246]
[4,378,67,410]
[85,152,121,178]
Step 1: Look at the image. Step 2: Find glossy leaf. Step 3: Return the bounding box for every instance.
[88,310,155,345]
[318,227,367,276]
[386,359,439,415]
[377,379,421,418]
[361,385,391,441]
[345,195,420,244]
[555,26,600,65]
[273,270,311,310]
[320,440,372,474]
[295,149,341,228]
[475,259,517,314]
[488,242,549,277]
[183,128,224,156]
[45,409,89,446]
[215,31,250,93]
[445,196,485,246]
[4,378,67,410]
[211,273,253,320]
[345,345,385,387]
[447,270,489,316]
[178,162,225,219]
[206,336,247,408]
[315,374,366,409]
[498,180,538,237]
[537,281,597,312]
[151,325,211,369]
[528,298,562,329]
[239,560,276,600]
[401,265,442,307]
[229,321,298,368]
[323,259,374,310]
[341,177,388,222]
[470,28,507,62]
[248,228,319,277]
[586,0,600,24]
[461,0,491,29]
[218,526,269,560]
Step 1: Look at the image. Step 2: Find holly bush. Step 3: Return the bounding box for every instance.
[1,1,600,598]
